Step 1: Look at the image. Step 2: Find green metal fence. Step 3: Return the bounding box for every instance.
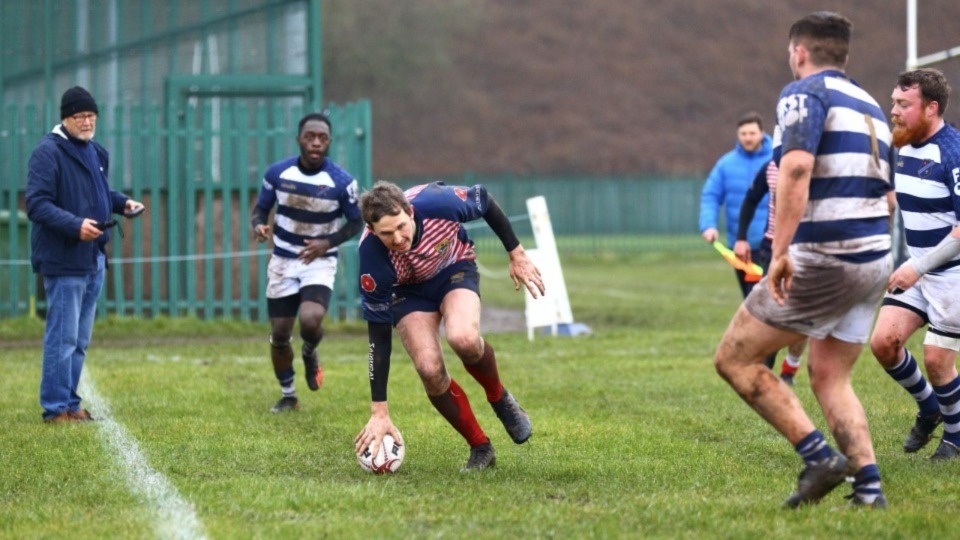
[0,99,372,320]
[392,174,705,256]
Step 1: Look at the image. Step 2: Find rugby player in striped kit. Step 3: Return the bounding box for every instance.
[251,112,364,413]
[713,12,894,508]
[870,68,960,462]
[353,181,543,471]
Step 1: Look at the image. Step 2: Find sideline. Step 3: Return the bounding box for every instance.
[79,371,208,540]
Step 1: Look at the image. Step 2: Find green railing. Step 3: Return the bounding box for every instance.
[0,99,372,320]
[393,174,706,256]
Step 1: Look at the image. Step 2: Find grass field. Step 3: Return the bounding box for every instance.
[1,247,955,539]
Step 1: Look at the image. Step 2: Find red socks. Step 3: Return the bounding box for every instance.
[463,339,505,403]
[428,378,488,447]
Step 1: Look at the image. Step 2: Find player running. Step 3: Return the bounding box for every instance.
[251,112,363,412]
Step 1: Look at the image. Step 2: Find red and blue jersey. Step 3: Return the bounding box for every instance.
[358,182,489,324]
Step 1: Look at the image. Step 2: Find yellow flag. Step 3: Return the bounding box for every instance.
[712,241,763,282]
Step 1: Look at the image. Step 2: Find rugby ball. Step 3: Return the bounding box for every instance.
[357,433,405,474]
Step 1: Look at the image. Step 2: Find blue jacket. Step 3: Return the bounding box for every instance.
[25,125,129,276]
[698,133,773,249]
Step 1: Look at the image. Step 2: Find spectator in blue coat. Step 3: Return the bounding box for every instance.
[25,86,144,423]
[699,111,774,297]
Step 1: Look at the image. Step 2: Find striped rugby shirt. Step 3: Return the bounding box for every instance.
[895,122,960,273]
[358,182,486,324]
[772,69,893,262]
[254,156,360,259]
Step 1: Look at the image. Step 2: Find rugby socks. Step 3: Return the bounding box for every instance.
[795,430,834,466]
[852,464,883,504]
[276,367,296,397]
[270,334,296,394]
[780,353,802,377]
[428,378,489,447]
[463,339,505,403]
[885,349,940,417]
[933,376,960,447]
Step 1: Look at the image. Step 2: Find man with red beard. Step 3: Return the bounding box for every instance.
[870,68,960,461]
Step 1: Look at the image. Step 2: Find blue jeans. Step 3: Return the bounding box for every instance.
[39,254,105,419]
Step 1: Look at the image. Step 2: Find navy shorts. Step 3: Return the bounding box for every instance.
[392,260,480,323]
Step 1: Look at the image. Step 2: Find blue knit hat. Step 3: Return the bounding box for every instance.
[60,86,99,119]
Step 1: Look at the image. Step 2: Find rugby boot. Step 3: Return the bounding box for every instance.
[903,412,942,453]
[929,439,960,461]
[490,389,532,444]
[271,396,300,413]
[845,492,888,509]
[784,450,849,508]
[303,344,323,391]
[461,442,496,472]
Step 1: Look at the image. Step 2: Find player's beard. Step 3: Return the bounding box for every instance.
[892,113,932,148]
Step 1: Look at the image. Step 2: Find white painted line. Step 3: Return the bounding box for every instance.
[80,370,208,540]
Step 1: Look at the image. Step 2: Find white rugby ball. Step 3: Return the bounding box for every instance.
[357,433,405,474]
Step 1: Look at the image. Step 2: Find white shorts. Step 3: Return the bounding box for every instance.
[883,268,960,338]
[745,249,892,344]
[265,255,338,299]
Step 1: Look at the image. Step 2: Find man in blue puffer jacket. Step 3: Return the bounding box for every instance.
[25,86,144,423]
[699,111,773,297]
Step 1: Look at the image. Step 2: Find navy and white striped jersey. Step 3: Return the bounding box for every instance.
[895,122,960,273]
[254,156,360,259]
[772,69,893,261]
[358,182,488,324]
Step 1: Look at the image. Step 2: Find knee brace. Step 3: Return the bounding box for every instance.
[925,330,960,352]
[269,334,292,350]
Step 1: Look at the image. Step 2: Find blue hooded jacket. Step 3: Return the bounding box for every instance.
[698,133,773,249]
[25,125,129,276]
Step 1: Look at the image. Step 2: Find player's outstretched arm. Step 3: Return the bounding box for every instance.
[355,321,401,457]
[508,245,545,298]
[480,193,544,297]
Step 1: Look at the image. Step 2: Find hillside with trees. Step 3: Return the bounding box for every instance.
[323,0,960,178]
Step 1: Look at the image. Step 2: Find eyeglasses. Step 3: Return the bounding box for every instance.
[70,113,98,123]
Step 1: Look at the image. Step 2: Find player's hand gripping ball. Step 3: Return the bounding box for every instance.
[357,433,405,474]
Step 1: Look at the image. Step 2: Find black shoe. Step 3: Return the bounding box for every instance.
[845,492,888,509]
[490,389,532,444]
[780,374,795,387]
[303,346,323,391]
[461,442,496,472]
[271,396,300,413]
[929,439,960,461]
[903,412,942,453]
[784,451,850,508]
